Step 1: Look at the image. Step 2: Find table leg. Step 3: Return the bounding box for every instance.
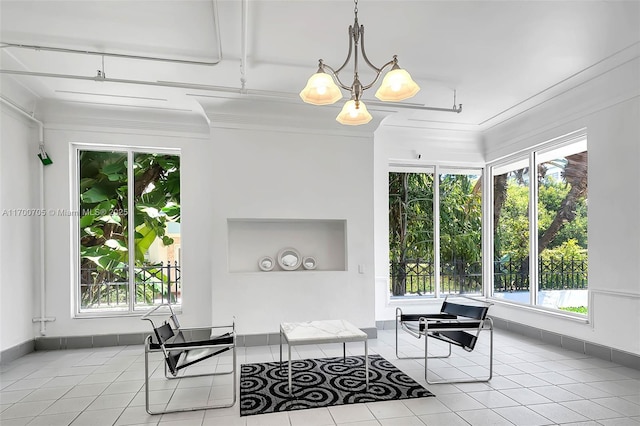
[288,343,292,396]
[279,329,282,367]
[364,340,369,390]
[343,342,346,362]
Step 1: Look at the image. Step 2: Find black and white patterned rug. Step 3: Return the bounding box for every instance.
[240,354,434,416]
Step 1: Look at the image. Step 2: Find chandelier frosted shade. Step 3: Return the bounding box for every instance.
[335,100,372,125]
[375,68,420,101]
[299,72,343,105]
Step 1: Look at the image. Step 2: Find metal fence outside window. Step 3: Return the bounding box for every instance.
[390,257,587,296]
[80,261,181,309]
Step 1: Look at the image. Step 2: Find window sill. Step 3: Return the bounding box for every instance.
[74,307,182,319]
[488,297,589,323]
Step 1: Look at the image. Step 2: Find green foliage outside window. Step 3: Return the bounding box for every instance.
[79,150,180,310]
[390,150,588,304]
[389,172,482,296]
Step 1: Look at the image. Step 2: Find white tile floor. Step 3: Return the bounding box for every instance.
[1,328,639,425]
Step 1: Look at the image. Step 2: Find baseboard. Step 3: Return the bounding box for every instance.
[238,327,378,347]
[5,321,637,371]
[2,327,378,360]
[0,339,35,364]
[33,332,148,351]
[377,317,640,370]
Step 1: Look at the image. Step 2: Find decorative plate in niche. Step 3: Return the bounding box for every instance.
[258,256,275,272]
[277,247,302,271]
[302,256,317,270]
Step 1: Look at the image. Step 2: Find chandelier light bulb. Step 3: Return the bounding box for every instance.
[336,99,372,125]
[299,71,343,105]
[375,67,420,102]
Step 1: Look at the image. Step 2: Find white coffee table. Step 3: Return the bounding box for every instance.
[279,319,368,396]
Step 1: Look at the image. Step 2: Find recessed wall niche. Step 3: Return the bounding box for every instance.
[227,219,347,272]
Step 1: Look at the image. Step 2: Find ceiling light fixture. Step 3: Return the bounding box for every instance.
[299,0,420,125]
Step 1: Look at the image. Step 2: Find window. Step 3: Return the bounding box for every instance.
[490,135,588,314]
[389,166,483,298]
[536,142,588,312]
[75,147,181,314]
[389,168,435,296]
[492,159,531,304]
[439,170,483,296]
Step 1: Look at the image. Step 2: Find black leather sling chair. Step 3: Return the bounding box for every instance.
[141,304,236,414]
[396,295,493,384]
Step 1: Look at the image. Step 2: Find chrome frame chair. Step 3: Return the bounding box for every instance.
[396,295,493,384]
[141,304,236,414]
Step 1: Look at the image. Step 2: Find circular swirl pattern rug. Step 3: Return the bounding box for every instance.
[240,354,434,416]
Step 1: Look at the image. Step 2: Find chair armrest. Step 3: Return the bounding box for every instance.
[150,333,235,351]
[178,324,234,332]
[401,313,457,322]
[164,336,234,350]
[418,317,490,332]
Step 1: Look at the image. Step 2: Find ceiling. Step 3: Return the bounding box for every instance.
[1,0,639,132]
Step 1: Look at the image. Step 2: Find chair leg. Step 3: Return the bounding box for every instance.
[396,320,425,359]
[144,341,237,415]
[396,321,453,360]
[144,337,152,414]
[164,357,235,380]
[424,321,494,385]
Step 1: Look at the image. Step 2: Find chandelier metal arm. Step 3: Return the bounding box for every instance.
[317,24,355,91]
[361,60,394,91]
[320,24,397,95]
[333,25,355,76]
[321,63,352,92]
[359,26,398,90]
[358,26,383,74]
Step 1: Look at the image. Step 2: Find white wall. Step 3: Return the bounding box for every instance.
[373,125,485,322]
[1,56,637,355]
[371,54,640,356]
[209,126,375,335]
[0,106,40,353]
[482,57,640,355]
[28,105,216,338]
[3,102,376,340]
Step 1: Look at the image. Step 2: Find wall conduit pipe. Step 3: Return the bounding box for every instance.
[0,96,55,336]
[239,0,248,91]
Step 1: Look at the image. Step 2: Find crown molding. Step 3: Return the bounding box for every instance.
[35,99,210,137]
[480,42,640,132]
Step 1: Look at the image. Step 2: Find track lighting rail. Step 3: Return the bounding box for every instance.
[0,68,461,114]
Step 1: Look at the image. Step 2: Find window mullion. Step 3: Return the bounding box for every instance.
[529,152,539,306]
[483,169,492,299]
[434,165,441,299]
[128,150,135,312]
[74,147,81,314]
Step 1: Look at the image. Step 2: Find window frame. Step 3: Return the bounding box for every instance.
[71,144,181,318]
[486,129,589,319]
[388,163,485,301]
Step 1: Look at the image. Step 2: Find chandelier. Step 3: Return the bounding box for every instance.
[299,0,420,125]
